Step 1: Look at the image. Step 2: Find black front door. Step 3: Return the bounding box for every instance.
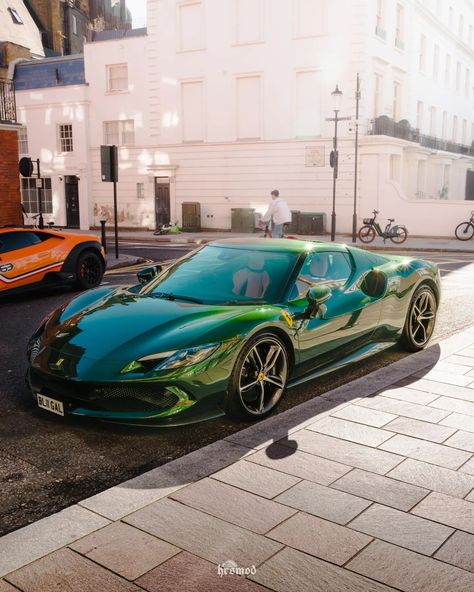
[155,178,170,228]
[65,176,80,228]
[466,170,474,200]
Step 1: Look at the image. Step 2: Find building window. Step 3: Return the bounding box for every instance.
[136,182,145,199]
[235,0,263,44]
[462,119,467,144]
[72,14,78,35]
[8,7,23,24]
[459,14,464,38]
[389,154,401,182]
[442,111,448,139]
[236,74,262,140]
[181,80,205,142]
[456,61,461,91]
[295,70,321,137]
[103,120,135,145]
[293,0,327,39]
[445,53,451,86]
[18,127,28,154]
[449,6,454,28]
[395,4,404,48]
[433,44,439,80]
[58,124,73,153]
[452,115,458,142]
[429,106,436,136]
[417,100,424,131]
[21,178,53,213]
[178,1,205,52]
[374,73,383,117]
[466,69,470,96]
[375,0,386,38]
[443,164,450,197]
[416,160,426,198]
[107,64,128,92]
[469,25,473,46]
[419,34,426,71]
[393,81,401,120]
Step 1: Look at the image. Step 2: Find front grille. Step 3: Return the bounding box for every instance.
[29,368,180,413]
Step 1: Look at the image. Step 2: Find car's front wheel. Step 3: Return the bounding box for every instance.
[400,285,437,352]
[74,250,104,290]
[225,333,289,421]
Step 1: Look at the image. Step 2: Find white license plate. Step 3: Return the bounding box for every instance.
[37,394,64,416]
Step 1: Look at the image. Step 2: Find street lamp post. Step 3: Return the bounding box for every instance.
[326,85,350,242]
[352,73,361,243]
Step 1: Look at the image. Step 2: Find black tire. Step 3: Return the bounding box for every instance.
[225,333,289,421]
[399,285,437,352]
[74,250,104,290]
[358,225,376,243]
[455,222,474,241]
[390,227,408,244]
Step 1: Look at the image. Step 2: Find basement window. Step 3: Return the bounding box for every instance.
[8,7,24,24]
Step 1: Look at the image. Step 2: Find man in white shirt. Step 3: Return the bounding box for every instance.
[262,190,292,238]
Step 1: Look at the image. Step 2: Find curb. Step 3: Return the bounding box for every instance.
[2,325,474,577]
[105,256,147,271]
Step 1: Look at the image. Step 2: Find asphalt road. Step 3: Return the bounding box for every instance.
[1,242,473,536]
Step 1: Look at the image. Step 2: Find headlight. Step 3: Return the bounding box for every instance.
[121,343,220,374]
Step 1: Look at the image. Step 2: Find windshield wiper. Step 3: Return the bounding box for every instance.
[224,300,265,305]
[151,292,203,304]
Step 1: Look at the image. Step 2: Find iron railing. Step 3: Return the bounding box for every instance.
[0,80,17,124]
[369,116,474,157]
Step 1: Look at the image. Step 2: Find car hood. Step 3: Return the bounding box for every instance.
[41,287,279,367]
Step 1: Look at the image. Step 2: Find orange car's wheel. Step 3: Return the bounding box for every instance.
[74,251,104,290]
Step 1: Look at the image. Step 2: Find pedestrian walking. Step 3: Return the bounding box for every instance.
[262,190,292,238]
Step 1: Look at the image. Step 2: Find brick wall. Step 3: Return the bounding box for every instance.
[0,129,22,226]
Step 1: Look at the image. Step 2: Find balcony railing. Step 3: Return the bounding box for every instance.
[0,80,17,124]
[369,116,474,157]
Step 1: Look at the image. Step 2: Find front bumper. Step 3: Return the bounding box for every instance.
[27,367,223,425]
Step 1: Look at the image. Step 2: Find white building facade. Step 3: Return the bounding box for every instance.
[14,0,474,236]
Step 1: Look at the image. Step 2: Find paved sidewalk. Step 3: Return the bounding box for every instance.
[80,227,474,253]
[105,252,147,270]
[2,329,474,591]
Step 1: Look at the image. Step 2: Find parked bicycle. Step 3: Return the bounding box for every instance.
[455,211,474,241]
[358,210,408,244]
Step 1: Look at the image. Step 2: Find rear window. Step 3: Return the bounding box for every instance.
[0,231,43,254]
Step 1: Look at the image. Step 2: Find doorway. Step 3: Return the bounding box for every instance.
[155,177,171,228]
[65,176,80,228]
[466,170,474,200]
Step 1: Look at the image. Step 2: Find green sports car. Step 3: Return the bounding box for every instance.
[27,238,440,425]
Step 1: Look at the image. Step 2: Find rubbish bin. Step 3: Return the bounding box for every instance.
[297,212,326,235]
[231,208,255,233]
[181,202,201,231]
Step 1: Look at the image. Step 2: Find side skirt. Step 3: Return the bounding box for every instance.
[287,341,396,389]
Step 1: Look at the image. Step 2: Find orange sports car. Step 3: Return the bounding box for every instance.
[0,227,106,295]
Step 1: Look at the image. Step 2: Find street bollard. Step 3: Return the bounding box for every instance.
[100,220,107,254]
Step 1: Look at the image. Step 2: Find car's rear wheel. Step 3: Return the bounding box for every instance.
[74,250,104,290]
[400,285,437,352]
[358,225,376,243]
[225,333,289,421]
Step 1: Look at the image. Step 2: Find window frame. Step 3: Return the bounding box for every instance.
[20,178,53,214]
[106,63,129,93]
[57,123,74,154]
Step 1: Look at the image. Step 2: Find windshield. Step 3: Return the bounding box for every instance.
[139,245,300,305]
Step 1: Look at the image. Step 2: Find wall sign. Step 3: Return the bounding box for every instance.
[305,146,325,167]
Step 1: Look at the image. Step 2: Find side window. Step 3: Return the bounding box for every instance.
[0,232,42,254]
[300,251,353,284]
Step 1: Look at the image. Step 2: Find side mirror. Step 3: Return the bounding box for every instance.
[137,265,162,285]
[305,284,332,318]
[360,269,387,298]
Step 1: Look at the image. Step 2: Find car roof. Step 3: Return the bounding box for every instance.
[209,237,350,254]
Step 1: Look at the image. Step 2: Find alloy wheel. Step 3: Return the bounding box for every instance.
[409,290,436,347]
[238,337,288,416]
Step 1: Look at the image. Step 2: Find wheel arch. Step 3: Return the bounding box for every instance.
[245,325,296,371]
[61,241,105,275]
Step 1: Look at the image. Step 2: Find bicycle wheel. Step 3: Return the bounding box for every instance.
[455,222,474,241]
[390,227,408,244]
[358,225,376,243]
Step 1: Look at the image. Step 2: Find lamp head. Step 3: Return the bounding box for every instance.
[331,84,343,112]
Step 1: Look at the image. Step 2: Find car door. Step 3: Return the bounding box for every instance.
[0,231,63,292]
[288,249,384,378]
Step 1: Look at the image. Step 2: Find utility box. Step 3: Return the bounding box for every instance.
[297,212,326,235]
[231,208,255,232]
[182,202,201,231]
[288,210,300,234]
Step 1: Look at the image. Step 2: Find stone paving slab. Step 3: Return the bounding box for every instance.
[387,458,474,498]
[348,503,453,555]
[347,539,474,592]
[169,477,297,534]
[434,530,474,573]
[354,394,451,423]
[383,416,456,443]
[124,497,282,567]
[307,416,393,447]
[274,479,372,524]
[411,492,474,533]
[330,404,397,427]
[69,522,180,581]
[331,467,429,511]
[440,412,474,433]
[444,430,474,452]
[266,511,372,565]
[379,434,471,469]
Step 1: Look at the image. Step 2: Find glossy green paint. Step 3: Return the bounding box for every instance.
[27,239,441,425]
